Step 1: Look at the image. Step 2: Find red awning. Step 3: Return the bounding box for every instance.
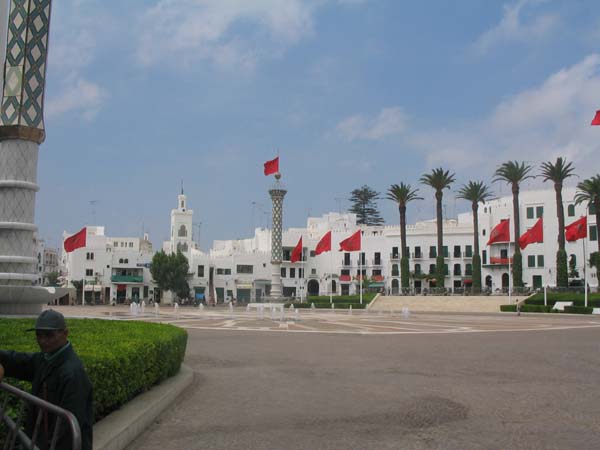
[117,284,126,291]
[340,275,351,282]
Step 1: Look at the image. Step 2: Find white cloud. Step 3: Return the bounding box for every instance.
[472,0,559,55]
[45,0,112,120]
[135,0,315,70]
[335,107,408,141]
[411,54,600,177]
[46,79,107,121]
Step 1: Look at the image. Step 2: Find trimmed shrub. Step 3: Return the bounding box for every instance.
[0,318,187,421]
[500,304,555,313]
[500,305,516,312]
[563,306,593,314]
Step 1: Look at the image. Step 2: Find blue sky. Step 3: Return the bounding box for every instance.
[34,0,600,250]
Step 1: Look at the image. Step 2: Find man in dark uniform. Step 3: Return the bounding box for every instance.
[0,310,93,450]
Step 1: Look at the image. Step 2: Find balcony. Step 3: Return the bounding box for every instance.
[486,257,513,266]
[412,252,423,259]
[111,275,143,283]
[389,253,400,261]
[340,275,352,282]
[372,275,384,282]
[372,259,382,267]
[341,259,352,267]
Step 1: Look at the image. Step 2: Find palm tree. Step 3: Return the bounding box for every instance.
[540,157,576,287]
[420,168,456,289]
[387,183,423,290]
[574,174,600,283]
[457,181,493,293]
[493,161,534,289]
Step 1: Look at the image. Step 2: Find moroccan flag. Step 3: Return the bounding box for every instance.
[339,230,361,252]
[291,237,303,263]
[519,217,543,250]
[487,219,510,245]
[64,227,87,253]
[565,216,587,242]
[592,110,600,125]
[264,157,279,176]
[315,231,331,255]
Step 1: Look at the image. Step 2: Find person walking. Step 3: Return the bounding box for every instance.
[0,309,93,450]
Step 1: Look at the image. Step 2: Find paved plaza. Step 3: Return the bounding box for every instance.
[50,305,600,449]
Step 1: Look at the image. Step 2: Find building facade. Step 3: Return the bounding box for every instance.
[62,187,598,304]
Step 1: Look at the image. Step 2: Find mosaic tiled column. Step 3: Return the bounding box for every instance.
[269,175,287,299]
[0,0,54,314]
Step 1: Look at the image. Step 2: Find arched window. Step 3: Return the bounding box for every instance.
[567,204,575,217]
[177,242,188,252]
[391,264,399,277]
[178,225,187,237]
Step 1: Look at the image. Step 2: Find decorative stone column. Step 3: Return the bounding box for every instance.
[0,0,63,314]
[268,174,286,300]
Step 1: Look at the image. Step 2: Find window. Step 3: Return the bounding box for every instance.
[197,265,204,277]
[537,255,544,267]
[453,246,461,258]
[536,206,544,218]
[121,242,125,247]
[129,242,134,248]
[344,253,351,265]
[590,204,597,215]
[414,246,421,258]
[119,258,123,264]
[528,255,536,267]
[453,264,461,276]
[526,207,534,219]
[414,264,421,275]
[299,269,303,278]
[482,250,487,265]
[85,269,93,276]
[236,265,253,274]
[311,268,317,275]
[444,264,449,275]
[482,229,486,236]
[310,251,316,257]
[443,246,448,258]
[392,247,399,258]
[465,264,473,276]
[429,246,436,258]
[500,249,508,259]
[341,269,350,276]
[178,225,187,237]
[216,268,231,275]
[281,267,286,278]
[356,269,366,276]
[86,252,94,260]
[429,264,436,275]
[391,264,399,276]
[283,249,291,261]
[567,204,575,217]
[124,259,128,264]
[360,252,366,265]
[591,225,598,241]
[372,269,382,276]
[374,252,381,265]
[113,242,118,247]
[290,268,296,278]
[465,245,472,257]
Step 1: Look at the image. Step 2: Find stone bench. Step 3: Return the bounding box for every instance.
[552,301,573,311]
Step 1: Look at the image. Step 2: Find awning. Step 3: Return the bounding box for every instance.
[369,282,385,288]
[236,284,253,289]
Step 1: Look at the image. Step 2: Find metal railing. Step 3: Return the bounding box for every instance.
[0,382,81,450]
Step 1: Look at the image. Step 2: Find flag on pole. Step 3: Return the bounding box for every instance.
[315,231,331,255]
[263,157,279,176]
[565,216,587,242]
[591,110,600,125]
[487,219,510,245]
[64,227,87,253]
[291,237,303,263]
[339,230,361,252]
[519,217,544,249]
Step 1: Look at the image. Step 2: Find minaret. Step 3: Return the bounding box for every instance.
[268,173,287,299]
[170,186,193,256]
[0,0,58,314]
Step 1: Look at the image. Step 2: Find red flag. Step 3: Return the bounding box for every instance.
[64,227,87,253]
[519,217,543,250]
[339,230,361,252]
[264,157,279,176]
[565,216,587,242]
[315,231,331,255]
[290,237,303,263]
[591,110,600,125]
[487,219,510,245]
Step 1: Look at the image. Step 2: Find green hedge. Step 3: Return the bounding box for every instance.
[500,304,595,314]
[526,292,600,305]
[563,306,593,314]
[0,318,187,421]
[306,293,376,304]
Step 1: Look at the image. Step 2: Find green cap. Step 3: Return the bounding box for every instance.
[27,310,67,331]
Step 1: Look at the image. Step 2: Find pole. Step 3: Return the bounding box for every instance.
[583,237,588,308]
[508,241,512,305]
[544,285,547,307]
[360,251,363,305]
[329,246,333,304]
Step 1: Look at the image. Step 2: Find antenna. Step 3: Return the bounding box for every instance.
[89,200,98,224]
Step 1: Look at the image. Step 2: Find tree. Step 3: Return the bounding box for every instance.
[151,250,191,301]
[386,183,422,289]
[46,271,60,286]
[420,168,456,289]
[493,161,534,289]
[575,175,600,283]
[540,157,576,287]
[457,181,493,293]
[348,185,385,226]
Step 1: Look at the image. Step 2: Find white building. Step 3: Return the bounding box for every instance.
[62,186,598,305]
[62,227,155,304]
[33,236,59,286]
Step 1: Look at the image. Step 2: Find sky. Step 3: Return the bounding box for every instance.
[28,0,600,250]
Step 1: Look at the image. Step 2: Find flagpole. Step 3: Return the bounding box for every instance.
[583,236,588,308]
[508,241,512,305]
[329,246,333,304]
[359,250,363,305]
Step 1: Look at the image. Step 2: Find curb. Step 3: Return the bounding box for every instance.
[93,364,194,450]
